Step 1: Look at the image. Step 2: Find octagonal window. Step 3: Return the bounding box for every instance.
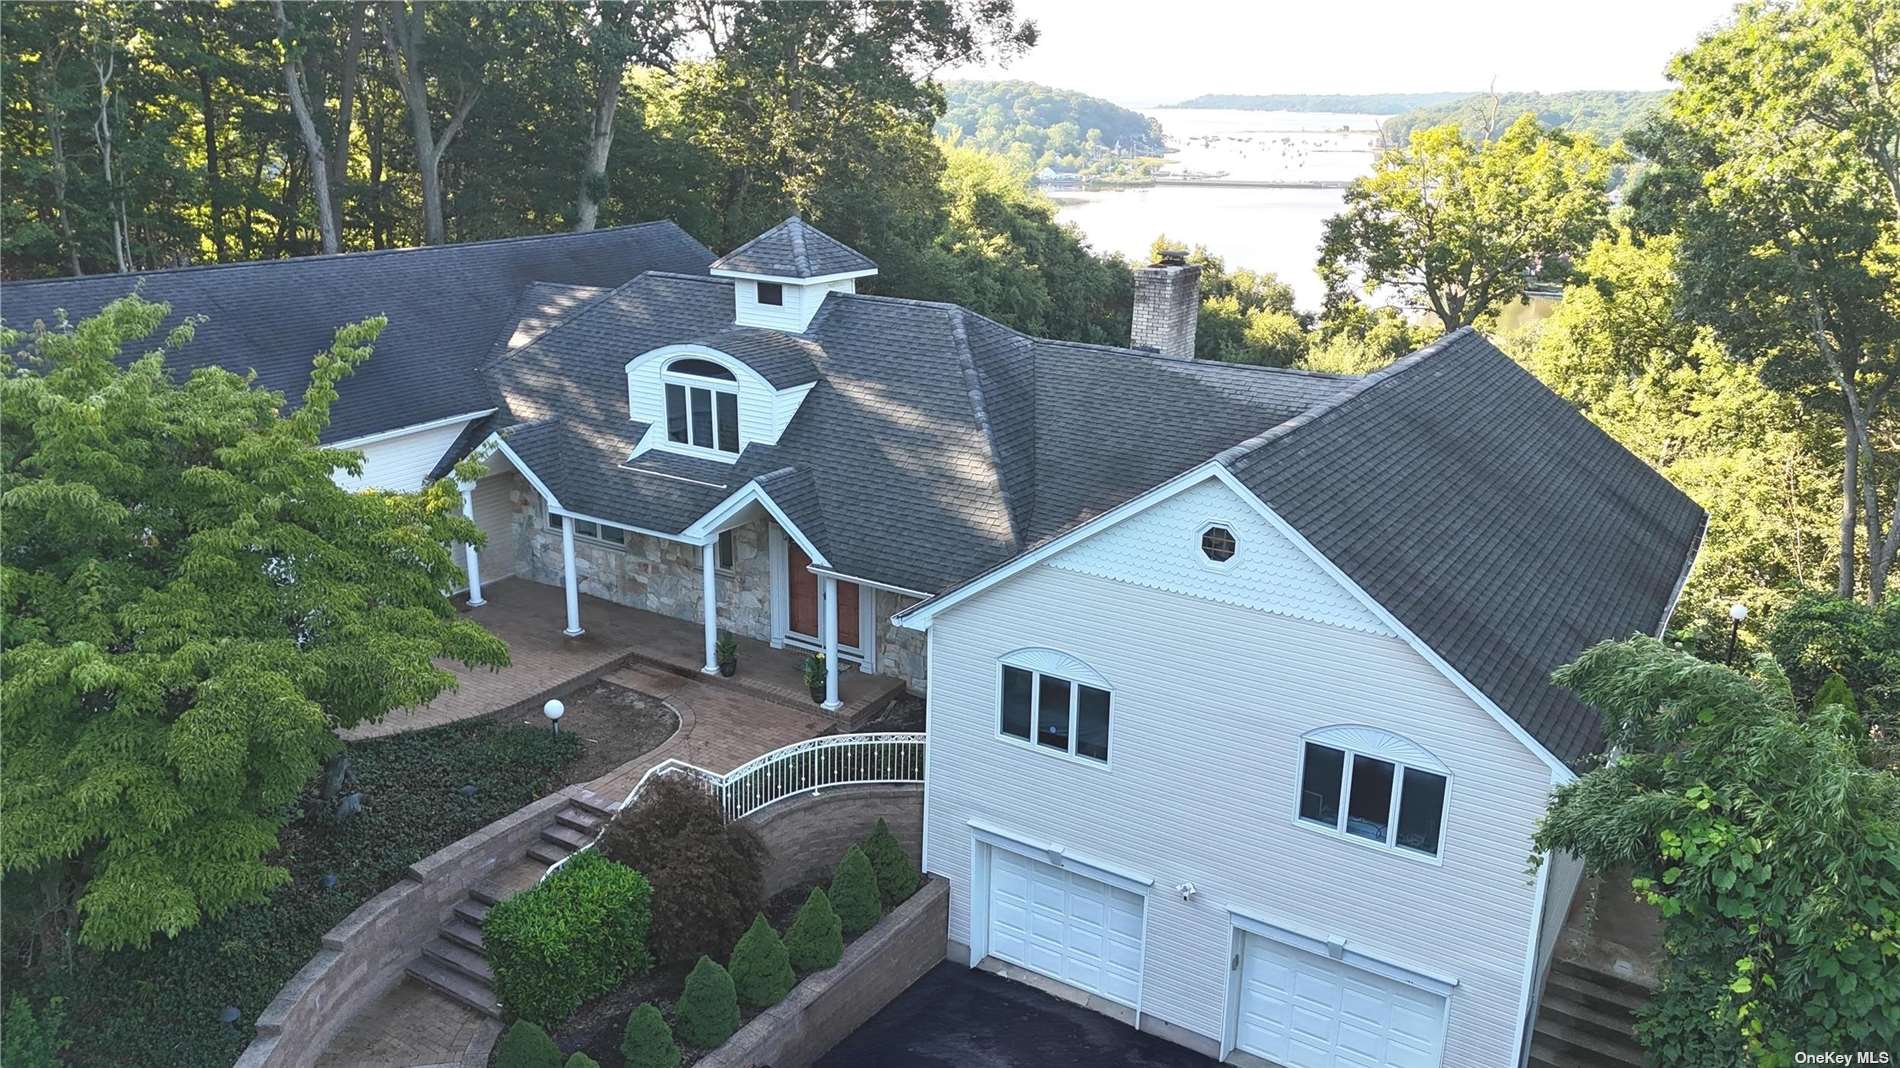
[1200,525,1236,563]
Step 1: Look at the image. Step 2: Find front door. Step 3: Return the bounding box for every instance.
[787,542,859,647]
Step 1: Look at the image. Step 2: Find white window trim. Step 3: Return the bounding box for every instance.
[661,360,741,459]
[543,503,629,550]
[994,653,1113,768]
[1197,519,1240,571]
[1293,729,1451,866]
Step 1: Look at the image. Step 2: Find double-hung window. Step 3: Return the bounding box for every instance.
[1297,732,1449,859]
[663,358,740,454]
[999,661,1110,764]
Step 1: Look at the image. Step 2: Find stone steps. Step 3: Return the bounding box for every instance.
[408,953,501,1019]
[423,936,495,985]
[1530,960,1650,1068]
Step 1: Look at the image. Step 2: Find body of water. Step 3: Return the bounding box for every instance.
[1050,108,1388,313]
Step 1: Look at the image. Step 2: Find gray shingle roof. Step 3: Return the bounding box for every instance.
[709,218,877,279]
[0,223,714,443]
[1220,328,1707,765]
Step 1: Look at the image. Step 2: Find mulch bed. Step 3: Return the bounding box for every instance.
[477,679,678,785]
[849,691,925,733]
[540,878,858,1068]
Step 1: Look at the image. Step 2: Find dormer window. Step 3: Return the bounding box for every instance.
[663,358,740,454]
[756,282,784,307]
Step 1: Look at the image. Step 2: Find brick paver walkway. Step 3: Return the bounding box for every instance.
[310,661,835,1068]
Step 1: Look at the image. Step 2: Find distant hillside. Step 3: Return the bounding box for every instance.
[938,80,1166,178]
[1170,92,1472,114]
[1380,90,1666,145]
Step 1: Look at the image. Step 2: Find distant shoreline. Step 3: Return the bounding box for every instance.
[1168,92,1473,112]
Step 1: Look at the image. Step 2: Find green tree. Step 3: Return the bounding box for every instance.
[1533,638,1900,1064]
[1318,114,1618,331]
[1767,592,1900,766]
[1301,296,1435,375]
[1627,0,1900,602]
[675,955,739,1049]
[620,1002,680,1068]
[0,295,508,952]
[783,886,843,973]
[862,818,919,907]
[726,914,794,1010]
[495,1020,562,1068]
[829,845,881,936]
[1148,236,1308,365]
[1508,232,1837,646]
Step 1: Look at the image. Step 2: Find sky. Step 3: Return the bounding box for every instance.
[955,0,1742,107]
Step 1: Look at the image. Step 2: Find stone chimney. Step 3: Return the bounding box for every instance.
[1131,249,1201,359]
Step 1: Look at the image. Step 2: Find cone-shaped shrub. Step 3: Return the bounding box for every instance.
[675,956,739,1049]
[565,1056,601,1068]
[728,914,796,1009]
[495,1021,562,1068]
[830,845,881,936]
[784,886,844,974]
[862,818,920,907]
[620,1003,680,1068]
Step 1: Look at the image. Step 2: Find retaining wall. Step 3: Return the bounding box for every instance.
[234,787,584,1068]
[698,876,949,1068]
[743,782,923,897]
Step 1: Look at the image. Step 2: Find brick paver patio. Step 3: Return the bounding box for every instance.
[344,577,899,739]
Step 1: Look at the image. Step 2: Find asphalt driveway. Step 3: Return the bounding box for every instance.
[817,962,1223,1068]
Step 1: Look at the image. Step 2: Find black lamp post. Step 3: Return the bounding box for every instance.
[1724,602,1748,664]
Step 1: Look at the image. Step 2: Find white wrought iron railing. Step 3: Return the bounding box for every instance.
[543,732,924,881]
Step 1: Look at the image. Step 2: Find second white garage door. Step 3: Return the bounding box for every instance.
[987,849,1144,1007]
[1235,932,1446,1068]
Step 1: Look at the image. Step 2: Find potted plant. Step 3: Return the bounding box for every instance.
[802,653,827,704]
[716,633,738,677]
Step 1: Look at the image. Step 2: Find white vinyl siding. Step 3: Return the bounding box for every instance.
[730,277,855,332]
[624,348,810,460]
[468,473,517,581]
[331,418,473,493]
[921,484,1552,1063]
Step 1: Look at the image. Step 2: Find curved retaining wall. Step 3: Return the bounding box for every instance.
[234,786,585,1068]
[742,782,923,897]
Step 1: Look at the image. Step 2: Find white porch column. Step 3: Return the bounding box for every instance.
[560,518,583,637]
[700,541,719,675]
[459,482,485,607]
[821,575,841,711]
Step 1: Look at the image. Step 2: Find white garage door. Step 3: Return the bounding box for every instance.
[987,848,1144,1007]
[1235,933,1446,1068]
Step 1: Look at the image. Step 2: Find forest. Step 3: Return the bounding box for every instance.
[1379,89,1666,146]
[1170,90,1470,113]
[937,78,1165,178]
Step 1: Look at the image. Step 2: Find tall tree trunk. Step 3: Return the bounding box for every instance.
[196,66,228,260]
[327,3,367,240]
[362,79,388,248]
[36,58,83,276]
[379,1,480,246]
[575,71,620,232]
[1842,419,1861,599]
[273,0,340,254]
[90,50,130,273]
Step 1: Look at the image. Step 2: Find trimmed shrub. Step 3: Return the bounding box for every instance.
[620,1002,681,1068]
[784,886,844,974]
[565,1056,601,1068]
[830,845,881,936]
[676,956,740,1050]
[599,774,768,963]
[485,851,654,1028]
[495,1021,562,1068]
[728,914,796,1009]
[862,818,920,907]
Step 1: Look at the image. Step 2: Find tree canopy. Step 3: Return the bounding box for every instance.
[1318,113,1618,331]
[1379,90,1665,148]
[938,79,1164,179]
[1534,637,1900,1064]
[0,295,508,951]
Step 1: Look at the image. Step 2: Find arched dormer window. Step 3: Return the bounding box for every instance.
[996,648,1112,765]
[663,357,739,454]
[1296,725,1450,860]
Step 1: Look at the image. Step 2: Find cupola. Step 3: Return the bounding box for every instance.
[709,217,877,332]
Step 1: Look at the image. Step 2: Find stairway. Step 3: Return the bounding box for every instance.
[1528,959,1651,1068]
[406,789,617,1017]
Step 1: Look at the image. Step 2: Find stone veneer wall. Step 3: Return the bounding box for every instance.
[743,783,922,897]
[508,477,930,692]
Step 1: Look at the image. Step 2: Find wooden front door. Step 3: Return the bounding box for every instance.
[788,542,859,647]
